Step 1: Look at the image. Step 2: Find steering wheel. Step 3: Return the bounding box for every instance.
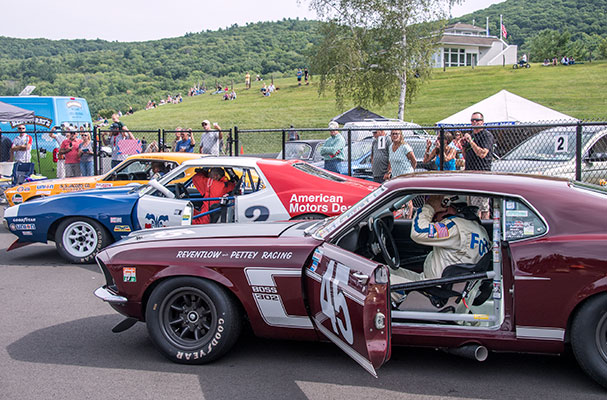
[371,217,400,270]
[174,183,189,199]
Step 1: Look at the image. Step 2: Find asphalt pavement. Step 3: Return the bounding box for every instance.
[0,205,605,399]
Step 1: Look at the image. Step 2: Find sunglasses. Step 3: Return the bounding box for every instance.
[471,118,483,122]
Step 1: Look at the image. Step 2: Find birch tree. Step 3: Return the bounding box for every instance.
[307,0,457,120]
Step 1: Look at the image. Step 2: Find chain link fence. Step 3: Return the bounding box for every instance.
[1,121,605,187]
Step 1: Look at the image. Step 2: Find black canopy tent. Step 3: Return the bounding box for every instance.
[0,101,38,171]
[331,106,387,125]
[0,101,35,122]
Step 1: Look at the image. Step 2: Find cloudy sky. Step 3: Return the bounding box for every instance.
[1,0,506,42]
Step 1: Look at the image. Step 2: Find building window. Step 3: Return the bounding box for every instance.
[443,48,475,67]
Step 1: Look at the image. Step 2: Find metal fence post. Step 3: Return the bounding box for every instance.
[281,129,286,160]
[575,121,582,181]
[227,128,233,156]
[347,129,352,176]
[439,127,445,171]
[93,126,98,175]
[158,129,162,152]
[234,126,239,156]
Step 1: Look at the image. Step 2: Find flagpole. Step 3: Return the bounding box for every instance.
[486,17,489,36]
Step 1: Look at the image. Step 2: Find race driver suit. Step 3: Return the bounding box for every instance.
[391,203,490,284]
[192,171,236,224]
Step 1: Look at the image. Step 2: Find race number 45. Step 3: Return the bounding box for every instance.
[320,260,354,345]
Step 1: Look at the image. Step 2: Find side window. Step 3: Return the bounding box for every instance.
[586,136,607,161]
[240,167,266,193]
[504,199,547,240]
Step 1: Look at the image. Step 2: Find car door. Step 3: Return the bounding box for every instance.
[235,167,290,223]
[134,196,192,230]
[304,243,391,377]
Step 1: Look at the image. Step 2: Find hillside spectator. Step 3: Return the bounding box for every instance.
[320,121,345,173]
[245,72,251,89]
[0,127,12,162]
[304,68,309,85]
[49,126,68,178]
[78,131,94,176]
[172,128,182,150]
[542,58,551,66]
[199,120,222,155]
[297,69,303,85]
[59,129,82,177]
[11,124,32,163]
[268,83,275,93]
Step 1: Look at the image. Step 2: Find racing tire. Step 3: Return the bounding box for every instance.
[571,293,607,389]
[55,217,112,264]
[525,63,530,68]
[292,213,327,220]
[146,277,242,364]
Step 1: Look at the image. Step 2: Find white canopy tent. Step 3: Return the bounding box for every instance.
[436,90,575,125]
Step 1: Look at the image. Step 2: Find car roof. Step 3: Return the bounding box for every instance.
[180,156,263,168]
[124,152,203,162]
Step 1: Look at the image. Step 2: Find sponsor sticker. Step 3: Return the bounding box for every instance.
[109,217,122,223]
[36,184,54,190]
[174,209,182,216]
[123,267,136,282]
[12,194,23,204]
[15,224,36,230]
[22,231,33,236]
[96,183,113,189]
[310,248,323,272]
[506,210,528,217]
[9,224,16,231]
[16,186,31,192]
[12,217,36,223]
[113,225,132,232]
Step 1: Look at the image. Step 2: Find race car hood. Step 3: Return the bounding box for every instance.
[114,220,303,247]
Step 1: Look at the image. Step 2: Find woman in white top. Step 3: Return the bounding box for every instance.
[385,130,416,180]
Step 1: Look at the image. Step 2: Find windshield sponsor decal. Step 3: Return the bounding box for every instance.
[289,193,347,214]
[123,267,136,282]
[310,248,323,272]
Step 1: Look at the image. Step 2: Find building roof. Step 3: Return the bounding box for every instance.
[445,22,486,32]
[439,35,499,47]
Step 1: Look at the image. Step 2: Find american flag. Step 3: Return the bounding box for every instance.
[501,24,508,39]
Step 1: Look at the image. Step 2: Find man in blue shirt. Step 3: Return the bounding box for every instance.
[320,121,346,173]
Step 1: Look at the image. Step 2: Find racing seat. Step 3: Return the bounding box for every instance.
[11,162,35,185]
[392,252,493,310]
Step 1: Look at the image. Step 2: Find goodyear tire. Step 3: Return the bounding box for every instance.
[571,293,607,389]
[146,277,242,364]
[55,217,111,264]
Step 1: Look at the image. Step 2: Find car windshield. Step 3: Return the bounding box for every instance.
[292,162,347,182]
[503,128,596,162]
[311,185,388,239]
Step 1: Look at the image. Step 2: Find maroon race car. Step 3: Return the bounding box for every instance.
[94,172,607,388]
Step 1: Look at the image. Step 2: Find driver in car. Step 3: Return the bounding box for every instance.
[391,195,491,285]
[192,167,236,224]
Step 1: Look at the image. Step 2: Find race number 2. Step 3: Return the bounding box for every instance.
[320,260,354,345]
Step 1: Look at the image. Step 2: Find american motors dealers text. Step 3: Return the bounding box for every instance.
[289,194,348,214]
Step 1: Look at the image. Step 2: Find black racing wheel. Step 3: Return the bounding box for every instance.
[174,183,189,198]
[371,217,400,270]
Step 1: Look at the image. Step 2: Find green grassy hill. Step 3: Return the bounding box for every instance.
[120,61,607,131]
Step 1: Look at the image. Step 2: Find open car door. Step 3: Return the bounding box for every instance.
[304,243,391,377]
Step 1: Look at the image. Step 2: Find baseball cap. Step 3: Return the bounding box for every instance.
[202,119,211,126]
[328,121,339,130]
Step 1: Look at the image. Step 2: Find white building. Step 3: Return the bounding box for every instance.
[432,23,518,68]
